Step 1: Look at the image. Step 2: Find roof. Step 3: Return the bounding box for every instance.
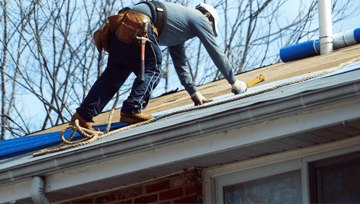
[1,44,360,203]
[33,44,360,134]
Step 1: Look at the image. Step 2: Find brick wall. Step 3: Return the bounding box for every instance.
[67,169,203,204]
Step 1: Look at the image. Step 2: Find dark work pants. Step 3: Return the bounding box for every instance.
[77,23,162,122]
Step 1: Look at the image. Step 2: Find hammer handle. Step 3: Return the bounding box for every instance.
[140,39,146,82]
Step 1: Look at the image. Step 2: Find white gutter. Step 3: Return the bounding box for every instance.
[30,177,50,204]
[318,0,333,54]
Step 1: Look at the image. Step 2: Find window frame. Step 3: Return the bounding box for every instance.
[203,137,360,204]
[308,151,360,203]
[214,158,304,204]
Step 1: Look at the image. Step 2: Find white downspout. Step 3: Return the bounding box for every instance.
[30,177,51,204]
[318,0,333,55]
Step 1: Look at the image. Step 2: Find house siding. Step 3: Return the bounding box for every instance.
[67,169,203,204]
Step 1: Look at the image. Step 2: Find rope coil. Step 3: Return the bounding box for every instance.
[33,57,360,157]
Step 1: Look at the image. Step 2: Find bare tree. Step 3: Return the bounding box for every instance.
[0,0,359,139]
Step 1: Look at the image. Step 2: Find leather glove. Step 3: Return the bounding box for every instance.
[191,92,213,106]
[231,80,248,95]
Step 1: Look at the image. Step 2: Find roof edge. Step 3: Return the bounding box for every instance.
[0,77,360,186]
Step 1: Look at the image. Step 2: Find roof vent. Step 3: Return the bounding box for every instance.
[318,0,333,55]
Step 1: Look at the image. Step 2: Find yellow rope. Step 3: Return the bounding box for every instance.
[33,57,360,157]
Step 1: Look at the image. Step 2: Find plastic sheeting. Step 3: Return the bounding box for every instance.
[280,28,360,62]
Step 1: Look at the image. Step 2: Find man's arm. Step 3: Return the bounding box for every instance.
[193,17,247,94]
[168,43,198,95]
[193,18,237,85]
[169,43,214,105]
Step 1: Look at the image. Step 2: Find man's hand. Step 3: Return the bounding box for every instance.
[231,80,248,95]
[191,92,213,106]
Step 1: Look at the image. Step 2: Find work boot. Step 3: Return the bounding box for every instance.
[71,112,99,131]
[120,112,153,124]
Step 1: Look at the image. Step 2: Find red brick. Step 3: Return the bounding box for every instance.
[145,180,170,193]
[173,176,192,187]
[173,177,187,187]
[95,193,117,203]
[184,185,202,196]
[159,188,184,201]
[117,186,142,200]
[134,194,157,203]
[113,200,132,204]
[173,195,202,204]
[72,198,93,204]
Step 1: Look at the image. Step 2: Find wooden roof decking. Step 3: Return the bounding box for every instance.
[35,44,360,134]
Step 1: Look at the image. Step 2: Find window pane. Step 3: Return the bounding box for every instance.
[316,158,360,203]
[223,170,302,204]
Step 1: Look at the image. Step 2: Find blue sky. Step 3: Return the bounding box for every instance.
[11,0,360,138]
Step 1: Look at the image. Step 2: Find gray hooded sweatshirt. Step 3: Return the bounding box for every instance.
[130,2,237,95]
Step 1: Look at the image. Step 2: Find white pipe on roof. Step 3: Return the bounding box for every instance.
[30,177,51,204]
[318,0,333,55]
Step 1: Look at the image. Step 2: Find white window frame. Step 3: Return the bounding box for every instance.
[214,159,304,204]
[203,136,360,204]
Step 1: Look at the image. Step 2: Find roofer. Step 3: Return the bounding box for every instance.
[71,9,162,130]
[129,2,248,105]
[71,1,247,131]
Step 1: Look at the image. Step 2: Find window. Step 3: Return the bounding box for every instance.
[223,170,302,204]
[309,152,360,203]
[214,159,304,204]
[208,145,360,204]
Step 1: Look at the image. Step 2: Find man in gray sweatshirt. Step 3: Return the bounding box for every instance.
[130,2,248,105]
[70,2,248,131]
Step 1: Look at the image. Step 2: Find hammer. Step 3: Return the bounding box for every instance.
[136,19,152,82]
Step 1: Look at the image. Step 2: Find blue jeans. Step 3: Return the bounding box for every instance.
[77,23,162,122]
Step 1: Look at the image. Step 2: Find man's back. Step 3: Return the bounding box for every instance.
[129,2,241,97]
[130,2,212,46]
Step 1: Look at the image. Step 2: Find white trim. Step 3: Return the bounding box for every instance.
[0,179,31,203]
[202,170,215,204]
[205,135,360,178]
[303,141,360,163]
[204,136,360,204]
[301,160,310,204]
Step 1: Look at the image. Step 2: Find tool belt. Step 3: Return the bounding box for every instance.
[94,10,158,53]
